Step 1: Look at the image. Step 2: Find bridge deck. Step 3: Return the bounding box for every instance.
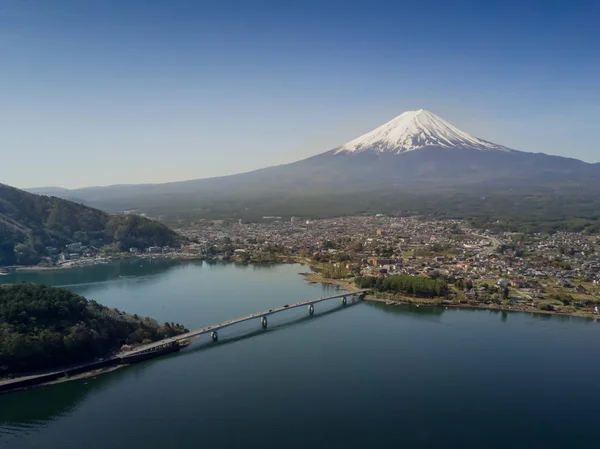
[121,289,368,357]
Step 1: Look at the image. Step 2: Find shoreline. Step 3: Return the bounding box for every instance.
[353,288,599,320]
[45,364,126,387]
[299,271,599,320]
[9,255,294,273]
[300,272,360,292]
[0,364,127,395]
[11,255,208,272]
[363,295,599,319]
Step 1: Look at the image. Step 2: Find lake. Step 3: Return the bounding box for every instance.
[1,260,600,449]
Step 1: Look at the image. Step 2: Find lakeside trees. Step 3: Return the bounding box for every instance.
[0,283,188,374]
[355,274,448,298]
[320,263,351,279]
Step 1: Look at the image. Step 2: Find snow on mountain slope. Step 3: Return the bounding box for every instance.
[335,109,513,154]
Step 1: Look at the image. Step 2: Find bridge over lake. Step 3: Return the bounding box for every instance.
[0,289,368,394]
[121,289,368,358]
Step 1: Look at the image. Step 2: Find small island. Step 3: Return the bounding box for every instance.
[0,283,188,388]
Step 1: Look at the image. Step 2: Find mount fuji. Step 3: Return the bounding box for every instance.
[335,109,512,154]
[26,110,600,218]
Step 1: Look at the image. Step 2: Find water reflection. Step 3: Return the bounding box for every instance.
[168,300,356,359]
[367,301,445,320]
[0,298,358,430]
[0,258,184,287]
[0,372,116,429]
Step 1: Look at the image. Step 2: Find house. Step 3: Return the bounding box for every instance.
[147,246,162,254]
[65,242,82,251]
[129,247,140,254]
[369,257,394,267]
[182,245,203,254]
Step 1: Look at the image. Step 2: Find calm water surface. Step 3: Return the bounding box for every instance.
[1,260,600,449]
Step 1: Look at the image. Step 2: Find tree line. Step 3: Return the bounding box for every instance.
[0,283,188,374]
[0,183,185,265]
[355,274,448,298]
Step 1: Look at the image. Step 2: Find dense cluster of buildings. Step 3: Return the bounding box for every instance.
[176,216,600,308]
[27,215,599,311]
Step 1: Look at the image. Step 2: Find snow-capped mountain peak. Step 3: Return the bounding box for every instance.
[335,109,512,154]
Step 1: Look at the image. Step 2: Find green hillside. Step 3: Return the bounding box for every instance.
[0,183,185,265]
[0,283,188,374]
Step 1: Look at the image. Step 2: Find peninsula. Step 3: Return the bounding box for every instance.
[0,283,188,378]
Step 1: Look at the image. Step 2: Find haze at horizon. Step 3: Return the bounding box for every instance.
[1,0,599,189]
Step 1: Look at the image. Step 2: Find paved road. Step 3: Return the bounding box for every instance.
[471,233,502,255]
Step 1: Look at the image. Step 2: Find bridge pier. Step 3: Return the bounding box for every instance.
[261,316,268,329]
[308,304,314,315]
[211,331,218,342]
[341,296,347,305]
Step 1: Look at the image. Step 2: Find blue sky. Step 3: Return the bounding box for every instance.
[1,0,599,188]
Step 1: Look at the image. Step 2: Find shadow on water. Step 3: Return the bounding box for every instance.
[369,300,600,325]
[0,259,185,288]
[202,260,282,271]
[366,301,446,322]
[0,298,358,430]
[0,369,123,431]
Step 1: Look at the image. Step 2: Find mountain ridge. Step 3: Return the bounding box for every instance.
[21,110,600,226]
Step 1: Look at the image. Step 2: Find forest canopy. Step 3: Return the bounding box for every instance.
[0,183,185,265]
[355,274,448,298]
[0,283,188,374]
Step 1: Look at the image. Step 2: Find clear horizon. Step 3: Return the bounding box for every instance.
[2,0,599,189]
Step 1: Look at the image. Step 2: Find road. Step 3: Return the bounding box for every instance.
[121,289,368,356]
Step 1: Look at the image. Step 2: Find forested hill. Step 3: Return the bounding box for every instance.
[0,183,185,265]
[0,283,188,374]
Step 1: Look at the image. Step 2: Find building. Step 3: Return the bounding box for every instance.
[369,257,394,267]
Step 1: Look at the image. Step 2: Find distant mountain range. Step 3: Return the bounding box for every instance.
[26,110,600,227]
[0,183,185,266]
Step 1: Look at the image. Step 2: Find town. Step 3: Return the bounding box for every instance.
[175,215,600,316]
[5,215,599,317]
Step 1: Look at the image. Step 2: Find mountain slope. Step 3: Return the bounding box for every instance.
[26,110,600,222]
[0,183,184,265]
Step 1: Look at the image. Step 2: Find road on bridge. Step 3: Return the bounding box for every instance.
[121,289,368,357]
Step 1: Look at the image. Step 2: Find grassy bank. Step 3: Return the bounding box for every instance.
[362,290,600,319]
[300,272,359,292]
